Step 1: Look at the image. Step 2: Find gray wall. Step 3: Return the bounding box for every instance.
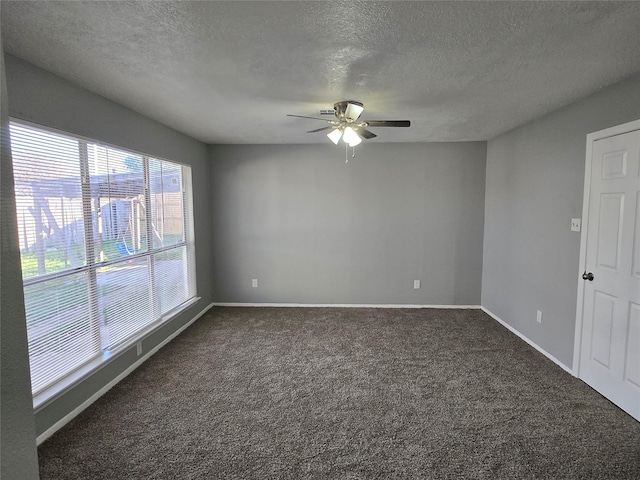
[1,50,41,480]
[482,73,640,369]
[210,142,486,305]
[3,54,215,439]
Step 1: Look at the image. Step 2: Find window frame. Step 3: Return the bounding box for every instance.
[9,119,198,409]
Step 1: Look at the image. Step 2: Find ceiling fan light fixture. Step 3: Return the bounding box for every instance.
[344,102,364,122]
[288,100,410,147]
[327,128,343,144]
[342,126,361,146]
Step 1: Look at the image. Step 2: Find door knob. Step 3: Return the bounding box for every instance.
[582,271,594,281]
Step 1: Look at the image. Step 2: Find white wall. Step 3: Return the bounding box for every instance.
[482,73,640,369]
[210,142,487,305]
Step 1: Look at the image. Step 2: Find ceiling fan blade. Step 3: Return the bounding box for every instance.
[354,127,377,139]
[364,120,411,127]
[286,114,328,121]
[307,126,333,133]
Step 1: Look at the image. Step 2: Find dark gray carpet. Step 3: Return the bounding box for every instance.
[38,307,640,479]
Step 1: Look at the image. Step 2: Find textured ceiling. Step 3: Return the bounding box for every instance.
[2,1,640,144]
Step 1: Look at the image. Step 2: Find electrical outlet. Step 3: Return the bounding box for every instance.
[252,279,258,288]
[413,280,421,289]
[536,310,542,324]
[136,341,143,356]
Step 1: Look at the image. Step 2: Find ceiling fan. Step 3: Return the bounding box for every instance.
[287,101,410,146]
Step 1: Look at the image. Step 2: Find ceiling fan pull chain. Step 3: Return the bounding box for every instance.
[352,145,356,159]
[345,143,349,163]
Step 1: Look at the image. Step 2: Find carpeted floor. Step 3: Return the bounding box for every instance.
[38,307,640,479]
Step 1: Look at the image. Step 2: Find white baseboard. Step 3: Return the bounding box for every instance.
[213,303,482,309]
[481,307,573,375]
[36,302,214,446]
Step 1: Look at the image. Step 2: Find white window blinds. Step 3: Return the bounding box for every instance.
[10,121,197,395]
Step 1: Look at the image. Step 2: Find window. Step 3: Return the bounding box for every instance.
[10,121,197,397]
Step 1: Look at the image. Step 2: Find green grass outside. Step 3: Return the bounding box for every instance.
[21,246,85,279]
[21,238,144,278]
[21,234,184,278]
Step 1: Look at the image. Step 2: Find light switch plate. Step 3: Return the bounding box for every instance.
[571,218,581,232]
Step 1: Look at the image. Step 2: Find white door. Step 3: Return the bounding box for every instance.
[578,126,640,421]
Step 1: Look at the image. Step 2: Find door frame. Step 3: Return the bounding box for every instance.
[573,118,640,377]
